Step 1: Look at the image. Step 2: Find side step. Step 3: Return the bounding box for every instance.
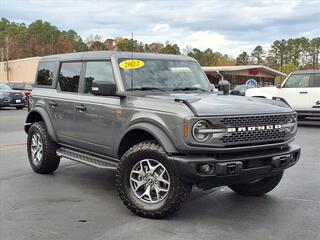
[57,147,118,170]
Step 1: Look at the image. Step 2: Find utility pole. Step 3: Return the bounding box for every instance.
[5,35,9,82]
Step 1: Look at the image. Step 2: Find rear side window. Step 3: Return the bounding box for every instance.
[283,74,312,88]
[313,74,320,87]
[84,61,114,94]
[58,62,82,92]
[37,62,55,86]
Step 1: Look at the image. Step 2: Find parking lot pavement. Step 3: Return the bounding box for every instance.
[0,109,320,240]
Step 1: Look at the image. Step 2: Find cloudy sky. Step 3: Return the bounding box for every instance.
[1,0,320,56]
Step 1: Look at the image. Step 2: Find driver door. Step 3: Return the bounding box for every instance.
[277,73,313,110]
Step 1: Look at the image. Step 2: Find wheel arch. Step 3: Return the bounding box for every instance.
[24,108,57,142]
[117,122,178,158]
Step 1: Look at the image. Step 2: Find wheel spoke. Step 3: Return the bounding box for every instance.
[139,185,152,201]
[131,177,146,190]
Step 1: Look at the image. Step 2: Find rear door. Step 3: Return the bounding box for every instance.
[51,62,82,144]
[73,61,120,156]
[277,73,313,110]
[309,73,320,111]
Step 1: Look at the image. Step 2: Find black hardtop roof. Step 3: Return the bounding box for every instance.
[40,51,194,62]
[291,69,320,74]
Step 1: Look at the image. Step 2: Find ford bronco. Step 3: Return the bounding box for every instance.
[25,51,301,218]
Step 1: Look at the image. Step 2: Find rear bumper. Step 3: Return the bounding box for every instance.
[170,144,301,187]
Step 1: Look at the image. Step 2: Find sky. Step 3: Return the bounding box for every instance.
[1,0,320,57]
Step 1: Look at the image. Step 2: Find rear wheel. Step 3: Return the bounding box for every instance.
[116,141,191,219]
[27,121,60,174]
[228,171,284,196]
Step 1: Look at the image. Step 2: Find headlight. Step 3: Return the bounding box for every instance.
[192,120,212,142]
[289,114,298,134]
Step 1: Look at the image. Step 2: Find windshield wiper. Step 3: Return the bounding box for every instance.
[172,87,207,92]
[126,87,166,92]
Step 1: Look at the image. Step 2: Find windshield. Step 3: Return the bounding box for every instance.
[0,83,11,90]
[119,59,211,92]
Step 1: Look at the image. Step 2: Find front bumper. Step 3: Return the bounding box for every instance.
[170,144,301,188]
[0,97,25,107]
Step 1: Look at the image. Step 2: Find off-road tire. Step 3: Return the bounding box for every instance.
[228,171,284,196]
[27,121,60,174]
[116,141,191,219]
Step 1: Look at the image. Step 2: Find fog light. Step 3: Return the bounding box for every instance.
[198,164,215,175]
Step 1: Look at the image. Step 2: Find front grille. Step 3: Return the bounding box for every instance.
[221,129,287,143]
[9,92,24,99]
[220,114,289,126]
[217,114,293,146]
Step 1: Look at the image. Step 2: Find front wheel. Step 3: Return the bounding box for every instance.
[228,171,284,196]
[116,141,191,219]
[16,106,24,110]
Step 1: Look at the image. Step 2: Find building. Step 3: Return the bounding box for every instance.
[0,57,40,84]
[202,65,286,87]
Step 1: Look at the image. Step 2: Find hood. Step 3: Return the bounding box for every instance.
[146,93,292,116]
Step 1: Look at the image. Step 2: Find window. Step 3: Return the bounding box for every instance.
[58,62,82,92]
[313,74,320,87]
[36,62,55,86]
[84,61,114,94]
[283,74,311,88]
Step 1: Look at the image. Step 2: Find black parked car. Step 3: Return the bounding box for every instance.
[230,84,252,96]
[0,83,26,110]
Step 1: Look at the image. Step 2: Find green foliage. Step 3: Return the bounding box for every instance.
[187,48,222,66]
[236,52,249,65]
[251,45,265,64]
[159,43,180,55]
[279,62,298,75]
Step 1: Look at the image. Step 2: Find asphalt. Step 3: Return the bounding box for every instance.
[0,108,319,240]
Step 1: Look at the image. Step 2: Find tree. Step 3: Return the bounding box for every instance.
[308,37,320,69]
[159,43,180,55]
[270,40,288,71]
[279,62,297,75]
[251,45,265,64]
[236,52,249,65]
[115,38,144,52]
[104,39,115,50]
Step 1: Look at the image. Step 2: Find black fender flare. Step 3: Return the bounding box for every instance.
[24,108,58,142]
[117,122,179,154]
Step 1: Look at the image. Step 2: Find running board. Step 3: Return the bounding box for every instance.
[57,147,117,170]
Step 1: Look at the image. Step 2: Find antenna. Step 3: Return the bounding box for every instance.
[131,32,134,91]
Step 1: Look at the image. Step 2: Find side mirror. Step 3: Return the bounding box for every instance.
[210,84,215,92]
[91,81,117,96]
[277,83,281,88]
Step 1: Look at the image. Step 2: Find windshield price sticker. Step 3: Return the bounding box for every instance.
[119,59,144,70]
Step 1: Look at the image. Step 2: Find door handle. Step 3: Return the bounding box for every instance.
[49,101,57,108]
[75,104,87,111]
[300,91,308,94]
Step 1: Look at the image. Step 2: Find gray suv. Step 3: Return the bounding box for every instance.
[25,51,301,218]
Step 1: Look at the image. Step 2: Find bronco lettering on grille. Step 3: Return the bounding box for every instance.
[227,125,282,133]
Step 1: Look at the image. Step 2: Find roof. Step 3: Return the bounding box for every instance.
[291,69,320,74]
[40,51,194,62]
[202,65,286,77]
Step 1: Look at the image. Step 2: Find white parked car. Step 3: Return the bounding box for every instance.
[246,70,320,118]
